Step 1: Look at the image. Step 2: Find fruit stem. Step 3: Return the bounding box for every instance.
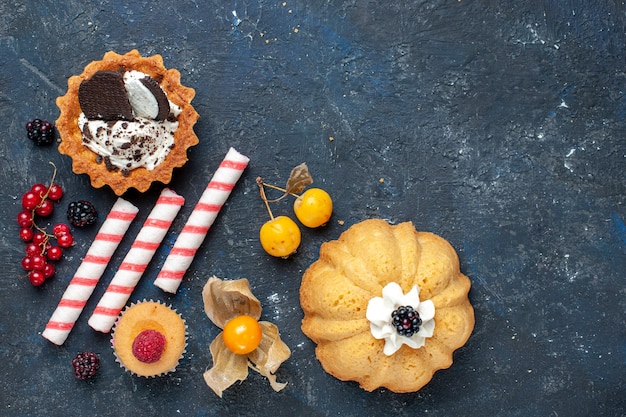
[30,162,58,252]
[262,182,300,199]
[35,162,58,208]
[48,161,57,184]
[256,177,275,221]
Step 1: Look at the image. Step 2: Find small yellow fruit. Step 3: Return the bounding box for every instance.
[259,215,301,257]
[293,188,333,228]
[222,315,263,355]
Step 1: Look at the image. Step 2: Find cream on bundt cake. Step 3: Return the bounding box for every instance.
[299,219,474,392]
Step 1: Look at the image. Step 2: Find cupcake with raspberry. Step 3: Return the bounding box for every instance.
[111,300,187,377]
[56,50,199,195]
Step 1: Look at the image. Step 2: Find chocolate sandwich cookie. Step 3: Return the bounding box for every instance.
[78,71,134,121]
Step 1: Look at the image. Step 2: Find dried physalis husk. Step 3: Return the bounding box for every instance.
[204,336,248,397]
[249,321,290,392]
[202,276,291,397]
[202,276,261,328]
[285,162,313,194]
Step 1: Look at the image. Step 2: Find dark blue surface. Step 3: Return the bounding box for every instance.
[1,1,624,416]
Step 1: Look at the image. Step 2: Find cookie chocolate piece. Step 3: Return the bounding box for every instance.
[78,70,134,121]
[141,76,170,121]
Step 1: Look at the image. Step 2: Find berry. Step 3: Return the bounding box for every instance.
[30,183,48,197]
[259,215,301,258]
[19,227,34,242]
[47,184,63,201]
[293,188,333,228]
[47,245,63,261]
[43,263,55,279]
[26,119,55,146]
[17,210,33,228]
[21,256,34,271]
[28,270,45,286]
[67,200,98,227]
[57,233,74,248]
[132,330,166,363]
[22,191,41,211]
[35,199,54,217]
[53,223,71,238]
[72,352,100,380]
[30,254,47,271]
[391,305,422,337]
[222,315,263,355]
[25,243,41,257]
[32,232,47,246]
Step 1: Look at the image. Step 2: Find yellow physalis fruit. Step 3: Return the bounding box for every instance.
[222,315,263,355]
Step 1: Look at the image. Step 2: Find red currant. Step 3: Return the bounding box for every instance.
[22,191,41,211]
[43,263,55,279]
[19,227,34,242]
[47,245,63,261]
[21,256,34,271]
[57,233,74,248]
[18,164,70,287]
[35,199,54,217]
[25,243,41,257]
[53,223,71,238]
[30,183,47,197]
[47,184,63,201]
[29,270,45,286]
[17,210,33,227]
[31,254,47,271]
[32,232,47,246]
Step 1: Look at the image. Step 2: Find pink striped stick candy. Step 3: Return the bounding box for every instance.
[88,188,185,333]
[42,198,139,345]
[154,147,249,293]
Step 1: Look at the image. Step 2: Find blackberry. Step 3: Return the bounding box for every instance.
[67,200,98,227]
[391,305,422,337]
[26,119,55,146]
[72,351,100,380]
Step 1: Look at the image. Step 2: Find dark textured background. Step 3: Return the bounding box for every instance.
[1,1,625,416]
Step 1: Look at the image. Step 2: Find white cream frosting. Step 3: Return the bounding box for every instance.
[123,70,164,120]
[78,71,181,173]
[365,282,435,356]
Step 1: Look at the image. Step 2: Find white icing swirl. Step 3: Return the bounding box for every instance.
[366,282,435,356]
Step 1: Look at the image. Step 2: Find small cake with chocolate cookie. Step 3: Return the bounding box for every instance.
[56,50,199,195]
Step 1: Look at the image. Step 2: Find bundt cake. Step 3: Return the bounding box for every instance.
[300,219,474,392]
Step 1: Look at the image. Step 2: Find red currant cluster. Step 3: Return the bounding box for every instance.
[17,165,74,286]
